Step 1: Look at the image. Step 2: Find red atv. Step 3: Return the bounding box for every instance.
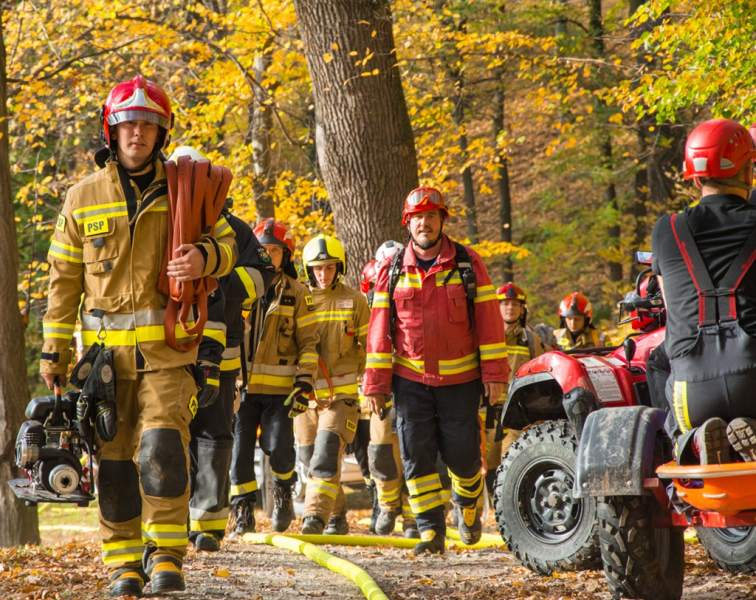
[493,257,665,575]
[576,371,756,594]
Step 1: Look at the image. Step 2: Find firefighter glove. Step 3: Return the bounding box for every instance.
[285,385,310,418]
[196,361,221,408]
[76,393,93,440]
[94,396,118,442]
[379,395,394,421]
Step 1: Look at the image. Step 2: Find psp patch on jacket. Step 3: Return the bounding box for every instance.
[305,295,315,311]
[56,214,66,232]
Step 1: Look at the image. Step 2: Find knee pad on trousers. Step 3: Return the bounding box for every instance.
[139,428,188,498]
[298,444,315,470]
[310,431,340,479]
[368,443,399,481]
[99,459,141,523]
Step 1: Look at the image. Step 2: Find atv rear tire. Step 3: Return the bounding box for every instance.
[696,526,756,574]
[598,495,684,600]
[493,420,600,575]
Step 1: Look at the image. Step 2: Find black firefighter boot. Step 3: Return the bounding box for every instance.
[230,498,256,538]
[324,507,349,535]
[412,530,445,555]
[366,479,380,534]
[271,484,295,533]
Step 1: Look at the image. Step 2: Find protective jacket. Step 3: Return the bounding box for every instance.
[554,327,599,351]
[42,159,237,380]
[246,273,319,395]
[310,281,370,402]
[218,211,277,374]
[363,235,508,395]
[505,324,545,381]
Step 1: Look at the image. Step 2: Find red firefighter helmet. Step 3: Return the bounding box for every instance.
[360,259,379,294]
[253,218,294,255]
[559,292,593,321]
[683,119,756,185]
[102,75,173,149]
[496,282,526,303]
[402,186,450,226]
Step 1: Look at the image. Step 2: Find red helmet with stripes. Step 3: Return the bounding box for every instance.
[496,282,526,303]
[559,292,593,320]
[103,75,173,150]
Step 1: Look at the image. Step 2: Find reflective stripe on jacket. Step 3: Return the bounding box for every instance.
[554,327,599,351]
[41,159,237,379]
[246,273,319,395]
[310,281,370,402]
[363,235,509,395]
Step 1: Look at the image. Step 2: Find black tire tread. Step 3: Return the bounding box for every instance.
[493,419,601,575]
[696,526,756,574]
[597,495,684,600]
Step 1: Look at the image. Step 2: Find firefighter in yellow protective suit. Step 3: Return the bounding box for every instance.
[229,219,320,535]
[40,75,236,597]
[481,283,546,495]
[296,235,370,535]
[554,292,601,350]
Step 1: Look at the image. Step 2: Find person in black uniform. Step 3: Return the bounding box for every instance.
[188,194,276,551]
[652,119,756,465]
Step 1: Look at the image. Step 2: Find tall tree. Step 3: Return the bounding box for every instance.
[292,0,417,281]
[0,12,39,547]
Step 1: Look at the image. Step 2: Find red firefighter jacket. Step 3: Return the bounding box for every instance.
[363,235,509,395]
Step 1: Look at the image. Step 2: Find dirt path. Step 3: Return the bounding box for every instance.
[3,509,756,599]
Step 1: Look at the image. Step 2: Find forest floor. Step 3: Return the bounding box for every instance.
[2,491,756,600]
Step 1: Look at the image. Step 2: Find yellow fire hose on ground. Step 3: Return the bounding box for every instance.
[244,533,389,600]
[243,530,506,599]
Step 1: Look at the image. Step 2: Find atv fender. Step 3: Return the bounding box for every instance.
[501,373,564,430]
[574,405,667,498]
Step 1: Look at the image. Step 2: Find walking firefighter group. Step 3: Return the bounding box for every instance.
[39,75,602,597]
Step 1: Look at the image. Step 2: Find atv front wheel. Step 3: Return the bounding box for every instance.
[493,420,600,575]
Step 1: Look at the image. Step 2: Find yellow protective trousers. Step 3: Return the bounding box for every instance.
[295,400,359,523]
[97,367,197,575]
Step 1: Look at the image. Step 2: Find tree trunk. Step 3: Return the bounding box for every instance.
[250,38,276,220]
[588,0,623,283]
[0,14,39,547]
[292,0,417,284]
[493,82,513,283]
[452,81,478,244]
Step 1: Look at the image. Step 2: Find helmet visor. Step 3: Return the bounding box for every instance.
[406,188,444,207]
[107,109,171,131]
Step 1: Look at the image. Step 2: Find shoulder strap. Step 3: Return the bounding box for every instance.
[525,329,536,359]
[671,212,756,326]
[387,246,407,342]
[451,242,477,331]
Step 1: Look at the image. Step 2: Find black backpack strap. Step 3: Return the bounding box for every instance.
[716,226,756,321]
[387,246,407,342]
[449,242,477,331]
[525,329,536,359]
[670,213,718,327]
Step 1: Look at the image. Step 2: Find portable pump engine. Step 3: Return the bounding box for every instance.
[10,382,95,506]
